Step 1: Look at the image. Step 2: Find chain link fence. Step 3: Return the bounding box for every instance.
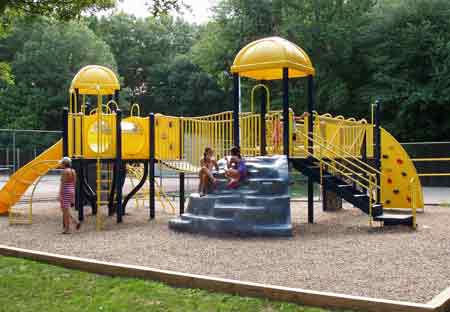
[0,129,61,175]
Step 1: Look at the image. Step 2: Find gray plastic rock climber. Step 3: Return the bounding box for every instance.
[168,155,292,236]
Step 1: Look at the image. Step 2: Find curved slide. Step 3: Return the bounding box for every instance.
[0,140,62,214]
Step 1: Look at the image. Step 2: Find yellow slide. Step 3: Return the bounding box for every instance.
[0,140,62,214]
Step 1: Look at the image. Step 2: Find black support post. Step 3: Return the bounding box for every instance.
[114,90,120,111]
[260,81,267,156]
[233,73,240,148]
[282,68,289,156]
[307,75,315,224]
[149,113,156,220]
[179,172,185,215]
[115,110,123,223]
[62,107,68,157]
[74,160,84,221]
[308,178,314,223]
[374,100,381,203]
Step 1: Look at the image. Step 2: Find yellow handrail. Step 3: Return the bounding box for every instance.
[311,117,383,178]
[316,119,377,173]
[106,100,119,112]
[298,131,378,191]
[299,132,378,225]
[130,103,140,117]
[250,84,270,113]
[409,177,417,229]
[90,104,112,115]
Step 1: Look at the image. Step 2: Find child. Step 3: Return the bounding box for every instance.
[225,146,247,189]
[198,147,218,196]
[59,157,80,234]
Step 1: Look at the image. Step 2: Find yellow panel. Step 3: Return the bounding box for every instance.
[82,114,116,159]
[155,115,181,160]
[380,128,424,209]
[122,116,149,160]
[231,37,315,80]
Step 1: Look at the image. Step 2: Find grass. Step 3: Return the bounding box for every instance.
[0,256,356,312]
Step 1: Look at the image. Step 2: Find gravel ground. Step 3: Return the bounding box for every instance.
[1,182,449,303]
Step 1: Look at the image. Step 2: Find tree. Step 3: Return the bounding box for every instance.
[151,55,228,116]
[0,19,117,129]
[357,0,450,141]
[0,0,185,19]
[87,13,216,115]
[0,0,185,84]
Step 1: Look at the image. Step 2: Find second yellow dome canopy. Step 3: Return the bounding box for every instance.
[231,36,315,80]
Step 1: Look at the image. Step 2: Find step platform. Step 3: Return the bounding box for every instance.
[169,155,292,236]
[373,213,414,226]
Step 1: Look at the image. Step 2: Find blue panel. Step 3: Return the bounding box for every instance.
[169,155,292,236]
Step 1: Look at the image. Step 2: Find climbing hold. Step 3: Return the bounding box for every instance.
[396,158,404,165]
[406,196,412,203]
[401,171,407,177]
[386,200,391,205]
[169,143,173,150]
[393,189,400,194]
[387,178,393,184]
[382,154,389,159]
[169,121,173,128]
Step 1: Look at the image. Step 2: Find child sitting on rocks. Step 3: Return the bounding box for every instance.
[225,146,247,189]
[198,147,218,196]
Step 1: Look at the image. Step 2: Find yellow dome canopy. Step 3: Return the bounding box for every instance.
[231,36,315,80]
[70,65,120,95]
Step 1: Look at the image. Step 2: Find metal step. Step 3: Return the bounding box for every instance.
[373,213,414,226]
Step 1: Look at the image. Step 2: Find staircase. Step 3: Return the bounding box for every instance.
[291,158,414,227]
[169,156,292,236]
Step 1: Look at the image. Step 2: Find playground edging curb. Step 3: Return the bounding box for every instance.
[1,244,448,312]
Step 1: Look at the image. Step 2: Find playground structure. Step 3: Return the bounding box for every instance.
[0,36,424,232]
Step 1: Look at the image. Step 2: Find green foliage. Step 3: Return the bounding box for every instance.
[0,0,116,20]
[152,55,229,116]
[88,14,226,116]
[0,18,117,129]
[358,0,450,141]
[0,256,340,312]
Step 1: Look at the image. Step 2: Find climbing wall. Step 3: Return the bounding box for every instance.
[380,128,424,209]
[168,155,292,236]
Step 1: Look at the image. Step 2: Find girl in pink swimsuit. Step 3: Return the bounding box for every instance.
[59,157,80,234]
